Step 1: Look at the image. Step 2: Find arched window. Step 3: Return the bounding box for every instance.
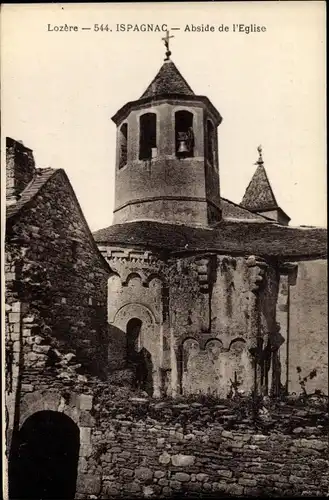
[126,318,142,362]
[175,110,194,158]
[139,113,157,161]
[206,119,215,166]
[119,123,128,169]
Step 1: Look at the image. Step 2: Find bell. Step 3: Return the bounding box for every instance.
[177,132,189,154]
[177,139,189,154]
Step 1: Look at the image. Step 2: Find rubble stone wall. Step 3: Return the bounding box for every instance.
[5,170,110,377]
[88,396,328,499]
[14,370,329,499]
[6,138,35,201]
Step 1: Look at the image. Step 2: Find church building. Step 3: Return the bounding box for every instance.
[94,38,327,399]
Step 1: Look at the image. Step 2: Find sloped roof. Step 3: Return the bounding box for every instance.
[6,168,56,220]
[141,60,195,99]
[241,164,279,212]
[93,220,327,260]
[221,198,271,222]
[6,167,112,273]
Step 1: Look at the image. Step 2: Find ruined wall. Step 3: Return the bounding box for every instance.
[9,372,98,500]
[15,381,329,500]
[5,170,110,377]
[92,398,328,499]
[288,259,328,395]
[6,138,35,203]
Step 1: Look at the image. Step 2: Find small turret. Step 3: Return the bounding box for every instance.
[241,146,290,226]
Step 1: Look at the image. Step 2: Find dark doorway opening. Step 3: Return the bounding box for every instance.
[9,410,80,500]
[126,318,153,395]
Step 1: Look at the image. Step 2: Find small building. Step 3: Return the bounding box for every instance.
[5,137,112,500]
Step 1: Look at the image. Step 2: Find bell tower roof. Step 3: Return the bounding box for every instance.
[112,43,222,127]
[141,60,195,99]
[111,59,222,125]
[112,30,222,125]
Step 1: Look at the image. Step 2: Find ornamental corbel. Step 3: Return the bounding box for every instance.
[195,254,216,293]
[246,255,268,293]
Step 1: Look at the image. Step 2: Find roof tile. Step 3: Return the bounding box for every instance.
[241,164,278,211]
[93,220,327,259]
[6,168,56,220]
[221,198,270,222]
[141,60,195,98]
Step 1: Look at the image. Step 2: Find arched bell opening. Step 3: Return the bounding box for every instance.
[119,122,128,169]
[139,112,157,161]
[175,110,194,158]
[206,119,215,166]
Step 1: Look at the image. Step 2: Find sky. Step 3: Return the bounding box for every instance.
[1,1,327,231]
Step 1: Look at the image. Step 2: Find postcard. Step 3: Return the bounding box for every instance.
[1,2,327,500]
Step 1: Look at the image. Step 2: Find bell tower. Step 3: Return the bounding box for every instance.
[111,33,223,227]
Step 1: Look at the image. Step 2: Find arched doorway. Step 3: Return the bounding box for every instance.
[9,410,80,500]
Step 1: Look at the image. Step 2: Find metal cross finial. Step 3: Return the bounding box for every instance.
[162,30,174,61]
[256,144,264,165]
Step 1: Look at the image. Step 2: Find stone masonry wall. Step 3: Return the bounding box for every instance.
[6,170,110,377]
[6,138,35,203]
[14,366,329,500]
[113,101,221,227]
[89,392,328,499]
[289,260,328,395]
[103,247,281,398]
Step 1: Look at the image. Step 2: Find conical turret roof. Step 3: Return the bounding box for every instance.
[111,57,221,126]
[141,60,195,98]
[241,163,278,212]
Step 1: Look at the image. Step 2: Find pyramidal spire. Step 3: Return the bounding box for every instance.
[241,145,279,212]
[140,59,195,99]
[140,31,194,99]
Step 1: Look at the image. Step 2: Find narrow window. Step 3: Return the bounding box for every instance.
[207,120,215,166]
[126,318,142,362]
[139,113,157,161]
[175,110,194,158]
[119,123,128,169]
[71,239,78,260]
